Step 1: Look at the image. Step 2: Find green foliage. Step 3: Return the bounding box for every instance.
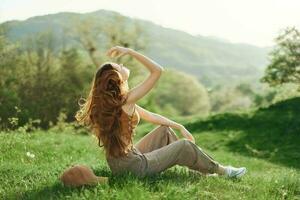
[209,84,253,113]
[0,11,275,130]
[48,111,88,135]
[0,18,211,129]
[0,29,87,129]
[57,48,87,121]
[208,82,281,113]
[0,27,23,129]
[139,69,210,116]
[67,13,148,69]
[18,31,65,127]
[262,27,300,87]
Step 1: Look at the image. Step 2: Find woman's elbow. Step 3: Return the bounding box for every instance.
[154,68,163,78]
[158,66,164,73]
[151,66,164,75]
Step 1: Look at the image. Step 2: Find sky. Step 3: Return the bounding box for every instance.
[1,0,299,47]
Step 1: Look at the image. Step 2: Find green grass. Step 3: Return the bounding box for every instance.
[1,98,300,199]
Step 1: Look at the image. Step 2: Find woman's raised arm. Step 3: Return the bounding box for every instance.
[107,46,164,104]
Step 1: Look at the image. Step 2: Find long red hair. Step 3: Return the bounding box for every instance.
[75,62,132,158]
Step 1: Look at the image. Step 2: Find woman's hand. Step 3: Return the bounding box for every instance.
[106,46,132,58]
[179,126,196,144]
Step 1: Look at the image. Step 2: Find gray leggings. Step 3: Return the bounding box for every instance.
[106,125,220,178]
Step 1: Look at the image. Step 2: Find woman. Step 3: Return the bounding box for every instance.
[60,46,246,187]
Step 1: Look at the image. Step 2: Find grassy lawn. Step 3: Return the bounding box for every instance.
[1,98,300,199]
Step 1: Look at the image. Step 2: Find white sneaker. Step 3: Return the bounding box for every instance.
[224,166,247,178]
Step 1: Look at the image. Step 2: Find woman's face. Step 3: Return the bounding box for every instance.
[110,62,130,82]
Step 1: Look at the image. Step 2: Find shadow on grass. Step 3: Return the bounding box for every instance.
[185,97,300,169]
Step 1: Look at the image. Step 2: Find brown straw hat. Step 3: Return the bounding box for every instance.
[59,164,108,187]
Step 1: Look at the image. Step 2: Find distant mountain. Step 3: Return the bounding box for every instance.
[1,9,271,87]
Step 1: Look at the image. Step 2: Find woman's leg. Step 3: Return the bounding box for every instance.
[141,137,221,177]
[134,125,234,177]
[134,125,179,153]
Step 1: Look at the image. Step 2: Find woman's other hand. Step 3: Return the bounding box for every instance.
[179,126,196,143]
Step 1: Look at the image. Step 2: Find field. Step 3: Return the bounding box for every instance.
[1,98,300,199]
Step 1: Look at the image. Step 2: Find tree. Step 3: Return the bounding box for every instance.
[67,14,148,70]
[17,31,60,127]
[57,47,85,121]
[0,25,23,130]
[261,27,300,87]
[66,14,149,94]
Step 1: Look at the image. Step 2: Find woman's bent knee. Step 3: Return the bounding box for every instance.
[158,125,170,131]
[177,139,189,153]
[157,125,172,137]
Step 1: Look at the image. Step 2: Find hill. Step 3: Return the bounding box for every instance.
[184,97,300,169]
[1,9,270,87]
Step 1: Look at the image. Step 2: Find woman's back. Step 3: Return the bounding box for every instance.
[105,104,140,159]
[105,104,144,176]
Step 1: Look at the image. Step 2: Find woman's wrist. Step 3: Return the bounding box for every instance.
[127,48,135,55]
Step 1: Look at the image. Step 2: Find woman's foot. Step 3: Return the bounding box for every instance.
[224,166,247,178]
